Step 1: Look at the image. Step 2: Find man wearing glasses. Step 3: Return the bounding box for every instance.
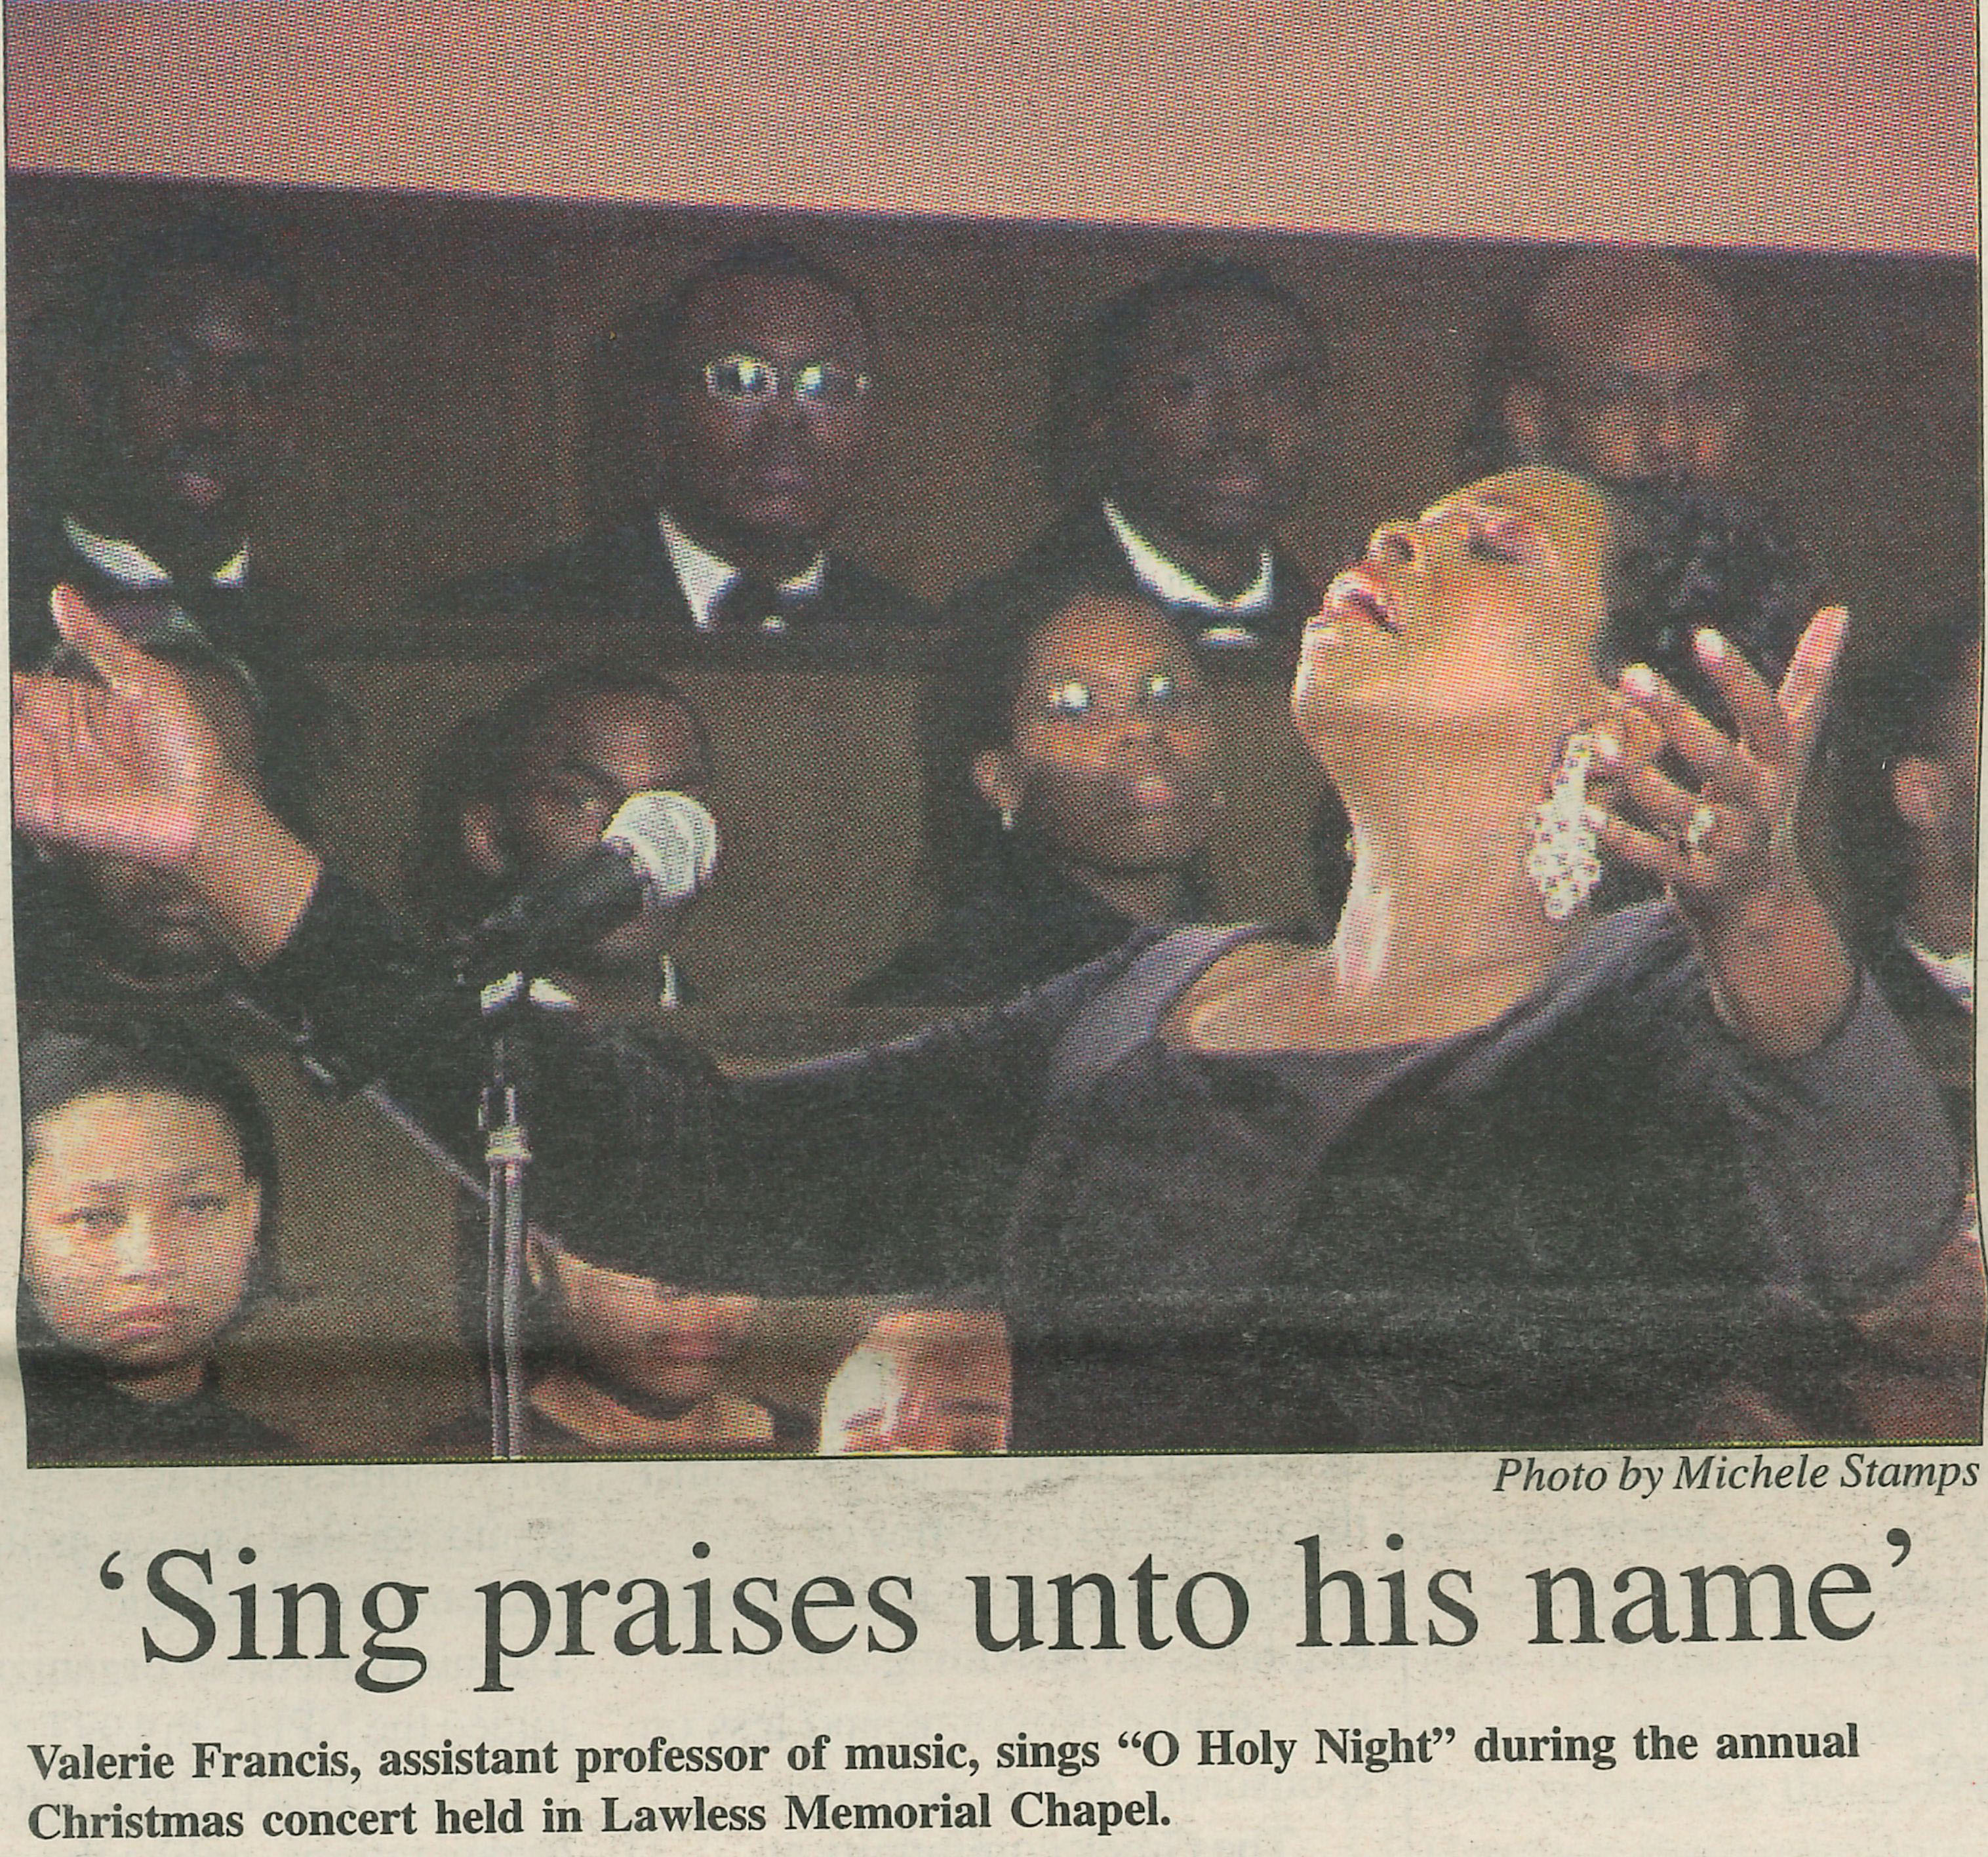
[441,241,929,634]
[1462,249,1748,492]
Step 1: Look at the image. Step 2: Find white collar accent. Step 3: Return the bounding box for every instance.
[656,510,825,630]
[64,515,247,589]
[1900,930,1974,1012]
[1101,499,1274,619]
[481,957,681,1016]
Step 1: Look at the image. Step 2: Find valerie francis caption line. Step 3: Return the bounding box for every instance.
[19,1717,1882,1846]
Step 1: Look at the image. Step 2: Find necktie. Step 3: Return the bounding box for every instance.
[709,575,814,633]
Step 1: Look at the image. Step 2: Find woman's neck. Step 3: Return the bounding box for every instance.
[1185,791,1583,1055]
[113,1357,209,1404]
[1329,808,1571,1005]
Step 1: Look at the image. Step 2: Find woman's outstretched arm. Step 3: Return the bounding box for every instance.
[13,587,1086,1300]
[1593,605,1856,1058]
[1593,605,1960,1302]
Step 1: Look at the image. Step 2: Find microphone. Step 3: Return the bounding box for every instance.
[456,790,718,971]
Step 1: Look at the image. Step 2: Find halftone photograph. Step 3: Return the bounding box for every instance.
[3,9,1979,1856]
[14,168,1976,1463]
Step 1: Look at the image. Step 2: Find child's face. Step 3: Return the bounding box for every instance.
[25,1090,262,1388]
[546,1248,755,1410]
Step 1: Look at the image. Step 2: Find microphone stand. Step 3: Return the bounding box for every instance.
[479,977,538,1462]
[231,979,555,1465]
[261,788,717,1462]
[462,790,717,1457]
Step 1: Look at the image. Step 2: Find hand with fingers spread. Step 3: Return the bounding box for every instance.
[1593,605,1856,1056]
[13,585,322,966]
[14,588,229,868]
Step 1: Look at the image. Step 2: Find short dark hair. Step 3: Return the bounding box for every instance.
[1577,478,1825,915]
[407,661,709,938]
[616,239,875,393]
[1597,480,1824,729]
[944,567,1119,763]
[90,207,300,359]
[1041,258,1325,500]
[1458,250,1740,477]
[21,1018,281,1315]
[1825,606,1982,923]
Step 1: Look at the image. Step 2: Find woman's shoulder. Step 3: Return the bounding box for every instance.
[850,859,1147,1010]
[1542,900,1705,1015]
[1074,925,1315,1061]
[1162,936,1337,1055]
[1176,936,1317,1012]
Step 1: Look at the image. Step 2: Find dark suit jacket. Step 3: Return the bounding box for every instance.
[430,511,932,630]
[848,834,1219,1008]
[9,504,308,666]
[1864,925,1974,1145]
[945,499,1322,646]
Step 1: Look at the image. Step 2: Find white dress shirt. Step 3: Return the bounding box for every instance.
[657,511,825,631]
[1102,499,1273,647]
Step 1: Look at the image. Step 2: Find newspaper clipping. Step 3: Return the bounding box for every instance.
[5,6,1981,1852]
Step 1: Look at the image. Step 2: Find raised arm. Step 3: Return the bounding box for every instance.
[1591,608,1960,1302]
[14,588,321,966]
[1593,606,1854,1058]
[15,586,1090,1302]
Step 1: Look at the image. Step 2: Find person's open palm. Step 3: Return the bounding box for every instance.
[1596,604,1845,924]
[12,586,227,869]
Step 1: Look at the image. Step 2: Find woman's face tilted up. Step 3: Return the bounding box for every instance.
[24,1090,264,1399]
[975,592,1223,881]
[1293,467,1614,795]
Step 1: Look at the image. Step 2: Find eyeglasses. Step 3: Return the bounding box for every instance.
[1042,669,1204,723]
[696,353,871,410]
[1575,370,1743,429]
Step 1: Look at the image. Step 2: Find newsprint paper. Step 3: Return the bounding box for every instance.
[3,14,1983,1856]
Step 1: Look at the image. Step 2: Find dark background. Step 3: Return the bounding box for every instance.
[10,174,1978,1454]
[10,176,1981,1005]
[13,175,1979,635]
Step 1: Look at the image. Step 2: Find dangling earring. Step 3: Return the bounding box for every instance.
[1526,731,1602,921]
[1000,805,1016,834]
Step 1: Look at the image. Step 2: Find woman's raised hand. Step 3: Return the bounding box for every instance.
[14,586,323,968]
[1593,605,1856,1056]
[1595,605,1844,909]
[12,587,229,868]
